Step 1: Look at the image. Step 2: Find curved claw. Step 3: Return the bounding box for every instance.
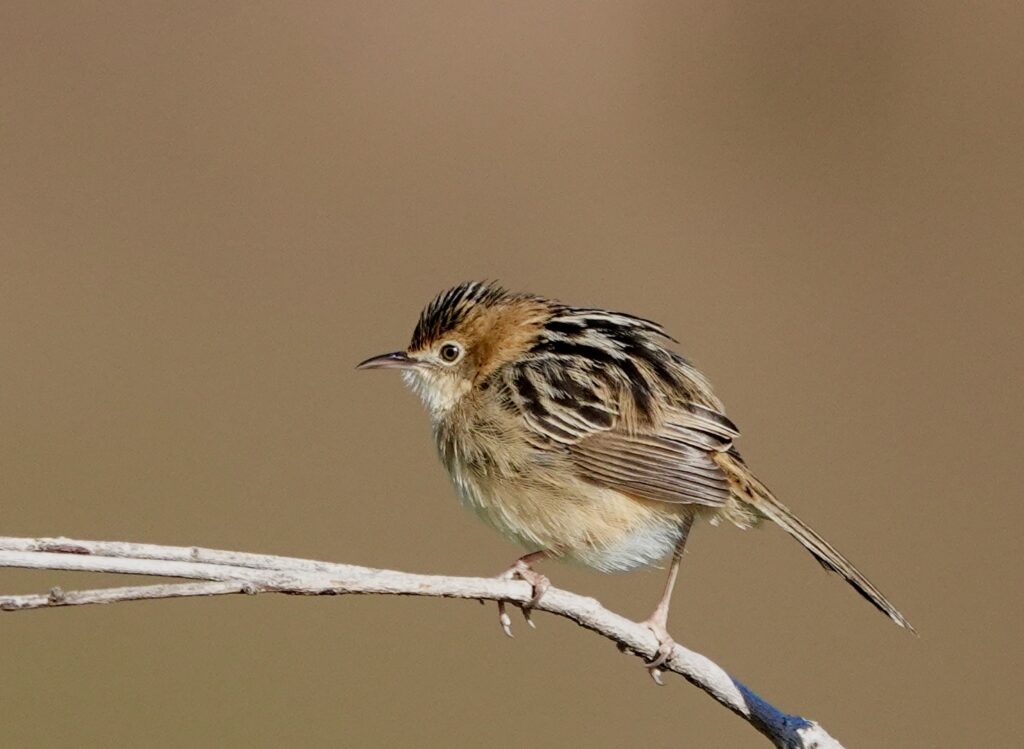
[498,600,514,638]
[522,605,536,629]
[641,619,677,686]
[645,642,675,685]
[646,641,675,671]
[495,556,551,637]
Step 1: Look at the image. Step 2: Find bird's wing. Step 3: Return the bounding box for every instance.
[569,409,736,507]
[504,361,738,507]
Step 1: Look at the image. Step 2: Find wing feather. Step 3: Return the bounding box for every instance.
[504,358,739,507]
[572,432,731,506]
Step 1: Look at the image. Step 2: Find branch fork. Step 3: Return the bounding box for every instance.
[0,536,842,748]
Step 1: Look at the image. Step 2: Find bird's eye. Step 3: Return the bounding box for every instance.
[438,342,462,363]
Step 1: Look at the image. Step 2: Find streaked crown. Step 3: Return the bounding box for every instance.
[410,281,516,350]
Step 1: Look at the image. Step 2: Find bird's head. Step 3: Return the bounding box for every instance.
[357,281,551,417]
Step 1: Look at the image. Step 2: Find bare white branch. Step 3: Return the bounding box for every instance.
[0,581,249,610]
[0,536,841,749]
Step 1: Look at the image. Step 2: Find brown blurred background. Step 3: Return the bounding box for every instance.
[2,2,1021,747]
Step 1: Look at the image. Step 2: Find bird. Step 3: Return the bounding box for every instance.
[357,281,912,679]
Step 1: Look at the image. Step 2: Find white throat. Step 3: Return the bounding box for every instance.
[402,369,471,420]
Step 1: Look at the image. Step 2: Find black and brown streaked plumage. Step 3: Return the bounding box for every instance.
[358,281,912,676]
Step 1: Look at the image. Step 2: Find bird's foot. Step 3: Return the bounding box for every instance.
[639,616,676,686]
[496,557,550,637]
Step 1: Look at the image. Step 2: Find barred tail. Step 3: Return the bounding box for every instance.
[716,453,914,631]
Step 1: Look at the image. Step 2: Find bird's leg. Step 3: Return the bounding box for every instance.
[639,514,694,685]
[496,549,551,637]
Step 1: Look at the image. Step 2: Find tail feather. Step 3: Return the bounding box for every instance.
[715,453,914,631]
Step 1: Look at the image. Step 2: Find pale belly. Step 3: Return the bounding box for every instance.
[447,461,690,573]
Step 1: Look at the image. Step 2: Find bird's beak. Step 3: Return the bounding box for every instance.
[356,351,420,370]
